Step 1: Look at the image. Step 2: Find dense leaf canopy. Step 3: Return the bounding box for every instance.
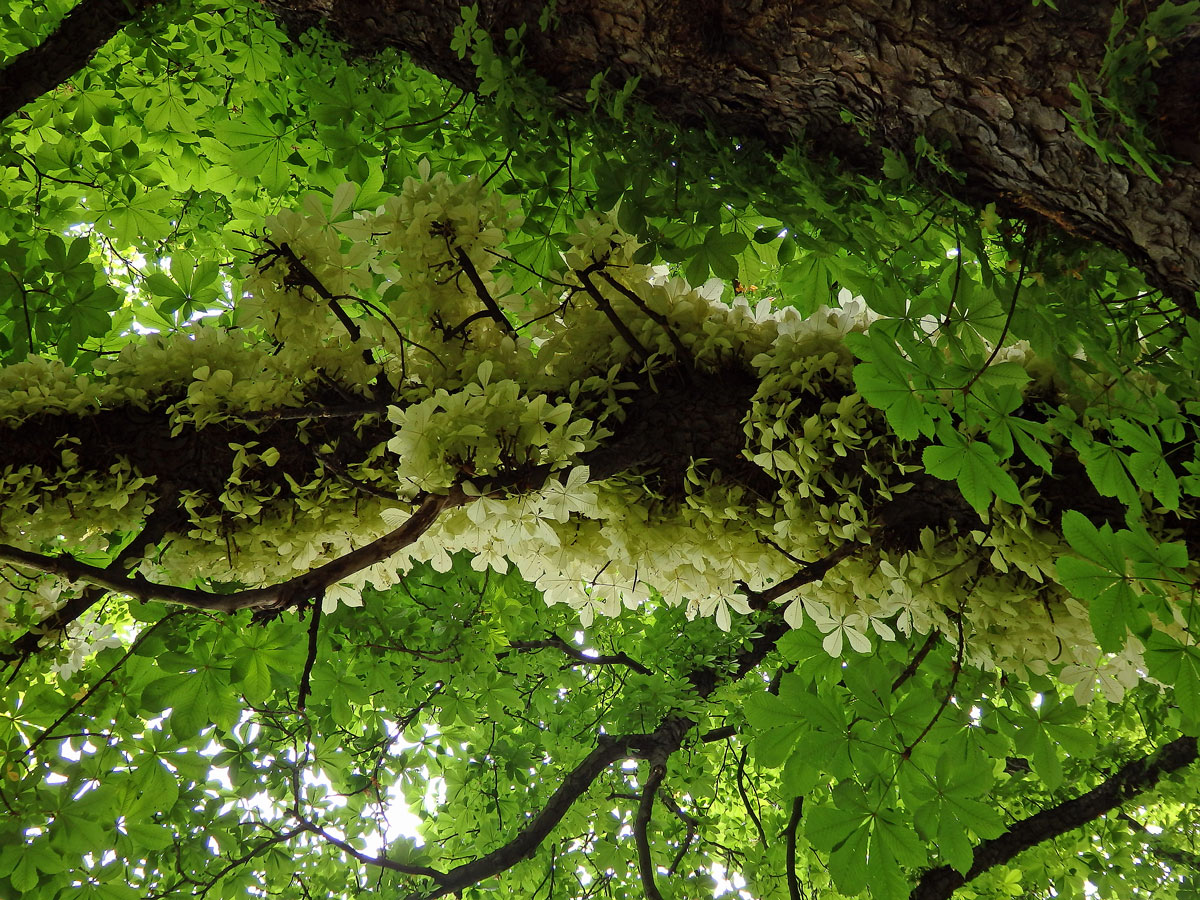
[2,3,1200,900]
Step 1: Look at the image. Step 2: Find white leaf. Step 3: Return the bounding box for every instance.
[845,627,872,654]
[381,507,410,529]
[822,629,844,657]
[715,600,731,632]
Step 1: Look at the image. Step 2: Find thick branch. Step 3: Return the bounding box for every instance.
[0,492,454,616]
[408,716,693,900]
[785,798,805,900]
[909,735,1200,900]
[740,540,863,611]
[1,501,180,665]
[634,759,669,900]
[0,0,164,122]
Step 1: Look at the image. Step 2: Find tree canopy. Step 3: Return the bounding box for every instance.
[2,2,1200,899]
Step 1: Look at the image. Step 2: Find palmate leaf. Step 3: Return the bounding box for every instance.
[98,188,173,245]
[907,749,1006,873]
[1074,438,1139,507]
[744,674,810,766]
[1057,556,1145,652]
[1057,511,1151,652]
[849,329,939,440]
[806,782,927,899]
[806,787,872,896]
[922,432,1023,515]
[1144,632,1200,723]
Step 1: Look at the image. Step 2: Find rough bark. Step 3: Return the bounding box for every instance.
[0,0,166,123]
[909,735,1200,900]
[266,0,1200,309]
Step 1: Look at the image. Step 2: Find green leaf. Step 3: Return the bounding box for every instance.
[1144,633,1200,722]
[10,854,38,892]
[850,331,939,440]
[123,822,175,852]
[923,435,1020,514]
[133,759,180,813]
[1075,439,1139,507]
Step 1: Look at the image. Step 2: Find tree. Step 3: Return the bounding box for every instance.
[1,2,1199,899]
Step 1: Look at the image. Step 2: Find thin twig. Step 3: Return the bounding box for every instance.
[598,271,692,372]
[22,611,187,760]
[275,241,362,343]
[961,230,1029,395]
[454,247,517,336]
[577,265,653,362]
[736,746,768,847]
[891,629,942,692]
[738,539,863,611]
[659,790,699,875]
[901,615,964,759]
[239,402,387,422]
[295,816,446,880]
[500,635,653,675]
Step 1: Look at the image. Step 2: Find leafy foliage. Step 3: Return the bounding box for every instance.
[1,3,1200,900]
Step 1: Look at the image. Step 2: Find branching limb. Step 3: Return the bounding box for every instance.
[659,790,699,875]
[738,540,862,611]
[909,735,1200,900]
[500,634,653,675]
[532,843,558,900]
[453,248,517,337]
[901,612,964,760]
[891,629,942,692]
[147,825,308,900]
[293,815,446,880]
[0,491,454,616]
[405,716,693,900]
[2,502,180,666]
[577,266,653,362]
[597,271,693,372]
[274,241,362,343]
[634,757,669,900]
[20,610,188,760]
[0,0,164,122]
[1117,811,1200,871]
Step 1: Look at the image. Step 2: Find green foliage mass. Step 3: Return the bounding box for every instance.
[2,3,1200,900]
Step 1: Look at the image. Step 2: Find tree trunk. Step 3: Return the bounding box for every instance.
[267,0,1200,308]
